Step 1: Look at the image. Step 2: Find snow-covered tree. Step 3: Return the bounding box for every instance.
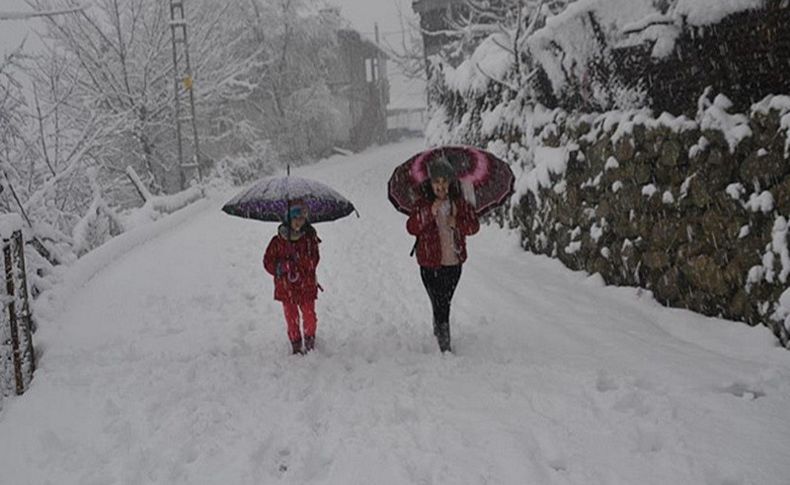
[416,0,578,112]
[0,0,351,275]
[243,0,342,162]
[382,2,427,82]
[432,0,574,65]
[0,43,30,218]
[25,0,262,194]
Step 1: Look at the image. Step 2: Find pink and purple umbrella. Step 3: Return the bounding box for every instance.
[388,146,515,216]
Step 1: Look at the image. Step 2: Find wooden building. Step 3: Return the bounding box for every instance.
[328,29,390,151]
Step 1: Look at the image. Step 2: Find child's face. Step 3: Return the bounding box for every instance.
[290,215,306,231]
[431,177,450,200]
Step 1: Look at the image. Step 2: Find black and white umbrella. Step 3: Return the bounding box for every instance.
[222,175,357,223]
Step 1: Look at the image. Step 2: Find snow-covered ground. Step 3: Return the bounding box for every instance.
[1,139,789,484]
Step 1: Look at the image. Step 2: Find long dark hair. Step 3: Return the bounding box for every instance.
[282,212,317,239]
[419,178,462,202]
[283,218,316,237]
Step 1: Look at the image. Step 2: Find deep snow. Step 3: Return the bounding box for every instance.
[1,139,789,484]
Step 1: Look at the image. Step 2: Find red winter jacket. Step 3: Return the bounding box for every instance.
[263,226,320,303]
[406,197,480,268]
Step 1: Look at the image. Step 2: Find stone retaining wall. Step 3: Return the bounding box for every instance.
[510,95,790,346]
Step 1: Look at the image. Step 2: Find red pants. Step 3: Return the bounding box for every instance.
[282,301,317,343]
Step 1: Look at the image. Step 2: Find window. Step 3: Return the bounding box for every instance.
[365,57,379,83]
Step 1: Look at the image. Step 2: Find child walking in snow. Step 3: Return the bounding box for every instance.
[407,158,480,353]
[263,201,321,355]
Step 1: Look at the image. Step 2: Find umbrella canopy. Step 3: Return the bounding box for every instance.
[388,145,515,216]
[222,175,356,223]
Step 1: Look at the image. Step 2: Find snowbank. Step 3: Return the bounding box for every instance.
[122,184,204,229]
[0,213,25,240]
[34,199,212,325]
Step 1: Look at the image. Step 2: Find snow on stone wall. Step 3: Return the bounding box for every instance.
[507,94,790,348]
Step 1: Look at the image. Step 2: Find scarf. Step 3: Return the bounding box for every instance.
[278,224,309,241]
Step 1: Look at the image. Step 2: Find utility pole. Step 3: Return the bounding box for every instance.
[168,0,201,190]
[373,22,388,144]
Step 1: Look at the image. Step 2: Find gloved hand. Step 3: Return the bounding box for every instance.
[277,254,299,279]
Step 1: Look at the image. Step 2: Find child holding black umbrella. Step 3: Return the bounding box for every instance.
[263,201,321,355]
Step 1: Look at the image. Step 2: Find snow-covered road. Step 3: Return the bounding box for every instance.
[2,139,790,484]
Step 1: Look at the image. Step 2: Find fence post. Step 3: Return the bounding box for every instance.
[3,237,24,395]
[13,231,35,378]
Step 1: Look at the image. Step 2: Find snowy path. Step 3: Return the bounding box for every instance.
[2,140,790,484]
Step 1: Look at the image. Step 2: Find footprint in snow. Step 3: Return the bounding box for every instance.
[277,448,290,474]
[595,371,619,393]
[634,425,664,453]
[612,391,652,417]
[718,382,766,400]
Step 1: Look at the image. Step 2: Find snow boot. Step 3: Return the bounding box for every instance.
[436,322,451,353]
[304,335,315,353]
[291,339,303,355]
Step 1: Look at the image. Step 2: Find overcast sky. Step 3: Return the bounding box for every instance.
[0,0,45,55]
[330,0,414,35]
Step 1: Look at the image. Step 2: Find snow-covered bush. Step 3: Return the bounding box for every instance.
[216,141,280,186]
[278,83,347,162]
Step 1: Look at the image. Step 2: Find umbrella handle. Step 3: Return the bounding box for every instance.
[287,269,300,283]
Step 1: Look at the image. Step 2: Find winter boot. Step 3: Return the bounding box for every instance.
[304,335,315,353]
[291,339,303,355]
[436,322,452,353]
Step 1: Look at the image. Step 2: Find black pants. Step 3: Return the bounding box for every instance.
[420,265,462,351]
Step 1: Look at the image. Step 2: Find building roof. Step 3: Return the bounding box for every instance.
[412,0,462,14]
[337,29,389,60]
